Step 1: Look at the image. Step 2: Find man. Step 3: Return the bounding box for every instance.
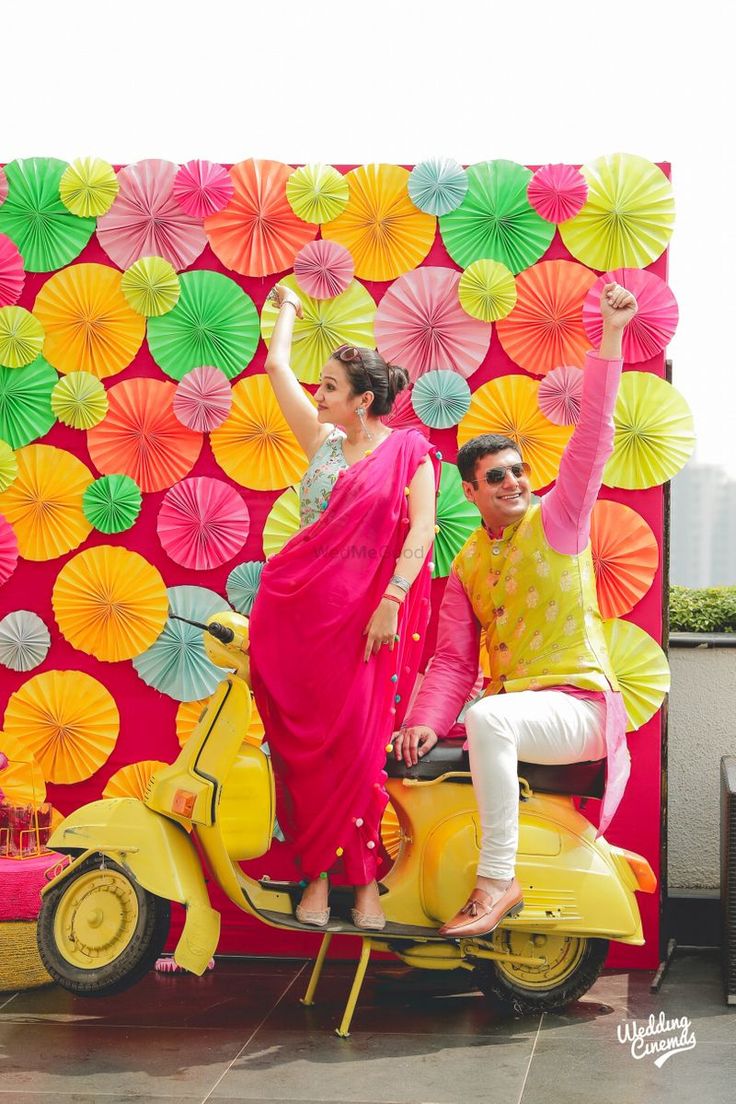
[393,282,638,938]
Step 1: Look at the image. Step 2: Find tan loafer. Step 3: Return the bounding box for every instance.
[438,879,524,938]
[350,908,386,931]
[295,903,330,927]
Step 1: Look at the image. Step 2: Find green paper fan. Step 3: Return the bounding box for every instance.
[51,371,108,429]
[226,561,265,615]
[458,259,517,322]
[0,357,57,448]
[433,462,481,577]
[0,158,96,272]
[0,438,17,491]
[411,371,471,429]
[121,256,181,317]
[147,270,260,381]
[0,306,45,368]
[82,474,142,534]
[439,160,555,274]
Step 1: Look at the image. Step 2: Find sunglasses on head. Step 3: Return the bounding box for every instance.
[333,344,363,364]
[469,462,531,487]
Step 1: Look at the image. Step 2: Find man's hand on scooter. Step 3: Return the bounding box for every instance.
[392,725,438,766]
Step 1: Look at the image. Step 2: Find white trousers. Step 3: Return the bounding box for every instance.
[464,690,606,880]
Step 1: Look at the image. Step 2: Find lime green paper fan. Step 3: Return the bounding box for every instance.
[60,157,119,218]
[603,372,695,490]
[0,306,45,368]
[263,486,301,558]
[411,371,471,429]
[0,158,96,272]
[458,259,517,322]
[286,164,349,224]
[0,358,57,448]
[0,438,17,492]
[83,474,142,534]
[434,462,481,577]
[121,256,180,317]
[603,617,670,732]
[51,372,108,429]
[439,160,555,274]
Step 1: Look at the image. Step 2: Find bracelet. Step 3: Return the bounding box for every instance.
[382,593,403,606]
[389,574,411,592]
[280,300,298,314]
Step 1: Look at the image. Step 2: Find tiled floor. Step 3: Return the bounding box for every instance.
[0,949,733,1103]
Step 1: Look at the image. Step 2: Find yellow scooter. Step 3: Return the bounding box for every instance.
[37,610,656,1035]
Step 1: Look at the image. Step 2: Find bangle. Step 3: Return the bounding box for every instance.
[382,593,403,606]
[280,300,298,314]
[389,574,411,592]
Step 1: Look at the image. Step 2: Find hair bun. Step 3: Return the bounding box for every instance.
[386,362,410,401]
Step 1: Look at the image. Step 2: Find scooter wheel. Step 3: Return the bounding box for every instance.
[37,855,170,998]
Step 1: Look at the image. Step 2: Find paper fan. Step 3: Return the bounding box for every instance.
[3,670,120,783]
[380,389,430,437]
[439,160,555,274]
[262,486,301,557]
[582,268,678,364]
[0,733,46,806]
[34,263,146,379]
[53,545,169,661]
[0,234,25,307]
[173,160,234,218]
[260,274,376,385]
[0,158,95,272]
[590,501,658,619]
[374,267,491,382]
[602,618,670,732]
[408,157,469,216]
[83,474,142,533]
[286,163,349,224]
[132,585,232,702]
[496,260,598,377]
[147,269,260,381]
[293,239,355,300]
[103,760,169,800]
[87,378,203,493]
[380,801,402,860]
[176,693,264,748]
[97,158,207,272]
[603,372,695,490]
[59,157,119,217]
[0,514,19,585]
[0,440,17,492]
[434,463,481,577]
[457,375,573,491]
[559,153,675,270]
[0,168,7,206]
[458,259,517,322]
[51,372,108,429]
[0,610,51,671]
[210,374,309,491]
[0,358,57,448]
[0,307,44,368]
[173,365,232,432]
[0,444,93,560]
[537,365,584,426]
[205,158,318,276]
[411,370,471,429]
[157,477,250,570]
[120,256,180,317]
[527,164,588,224]
[226,560,265,615]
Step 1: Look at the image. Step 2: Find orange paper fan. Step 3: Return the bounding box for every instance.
[590,500,659,619]
[0,732,47,806]
[102,760,170,800]
[0,444,93,560]
[176,695,264,748]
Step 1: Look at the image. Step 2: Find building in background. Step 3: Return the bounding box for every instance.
[671,460,736,586]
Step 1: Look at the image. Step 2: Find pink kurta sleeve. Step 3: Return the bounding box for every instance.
[402,567,481,737]
[541,351,623,556]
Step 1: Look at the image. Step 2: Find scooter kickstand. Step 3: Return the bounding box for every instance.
[335,937,372,1039]
[300,932,333,1007]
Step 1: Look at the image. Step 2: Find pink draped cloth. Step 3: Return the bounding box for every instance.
[250,429,439,883]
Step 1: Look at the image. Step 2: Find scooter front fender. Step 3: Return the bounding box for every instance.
[46,798,220,974]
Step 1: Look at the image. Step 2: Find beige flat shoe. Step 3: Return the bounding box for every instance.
[350,908,386,931]
[295,903,330,927]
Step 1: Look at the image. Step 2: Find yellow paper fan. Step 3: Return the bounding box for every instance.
[0,732,47,806]
[602,617,670,732]
[260,273,376,385]
[380,800,402,860]
[50,372,109,429]
[59,157,119,217]
[176,694,264,748]
[603,372,695,490]
[102,760,170,800]
[210,375,309,491]
[458,260,517,322]
[457,375,573,490]
[52,545,169,662]
[0,307,45,368]
[0,439,17,492]
[321,163,436,282]
[262,485,301,558]
[121,256,181,317]
[286,163,350,224]
[0,444,93,560]
[3,670,120,784]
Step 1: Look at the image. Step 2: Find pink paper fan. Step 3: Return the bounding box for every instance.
[157,476,250,570]
[97,159,207,272]
[293,239,355,299]
[374,267,491,382]
[582,268,679,364]
[380,389,430,437]
[0,233,25,307]
[173,366,233,432]
[0,514,19,586]
[527,164,588,224]
[172,160,234,219]
[538,365,584,426]
[0,167,8,207]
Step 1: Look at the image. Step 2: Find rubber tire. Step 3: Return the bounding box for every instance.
[473,937,609,1017]
[37,856,170,998]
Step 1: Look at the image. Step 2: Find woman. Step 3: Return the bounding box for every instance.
[249,283,439,930]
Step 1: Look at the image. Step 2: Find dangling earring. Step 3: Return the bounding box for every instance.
[357,407,373,441]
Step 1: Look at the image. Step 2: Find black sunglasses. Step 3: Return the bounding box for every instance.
[469,462,531,487]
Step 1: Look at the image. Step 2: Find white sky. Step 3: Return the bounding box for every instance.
[5,0,733,474]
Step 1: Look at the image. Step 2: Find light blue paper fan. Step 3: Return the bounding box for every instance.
[132,585,232,702]
[226,561,265,616]
[408,157,469,216]
[0,610,51,671]
[412,370,471,429]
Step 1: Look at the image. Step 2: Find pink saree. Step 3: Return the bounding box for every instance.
[250,429,440,884]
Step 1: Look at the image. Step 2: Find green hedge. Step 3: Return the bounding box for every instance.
[669,585,736,633]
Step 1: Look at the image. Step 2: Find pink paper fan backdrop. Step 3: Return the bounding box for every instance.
[157,476,250,570]
[538,365,584,425]
[0,233,25,307]
[173,366,233,432]
[380,389,430,437]
[583,268,679,363]
[0,514,19,586]
[374,267,491,382]
[0,167,8,206]
[173,160,234,219]
[293,239,354,300]
[527,163,588,224]
[97,159,207,272]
